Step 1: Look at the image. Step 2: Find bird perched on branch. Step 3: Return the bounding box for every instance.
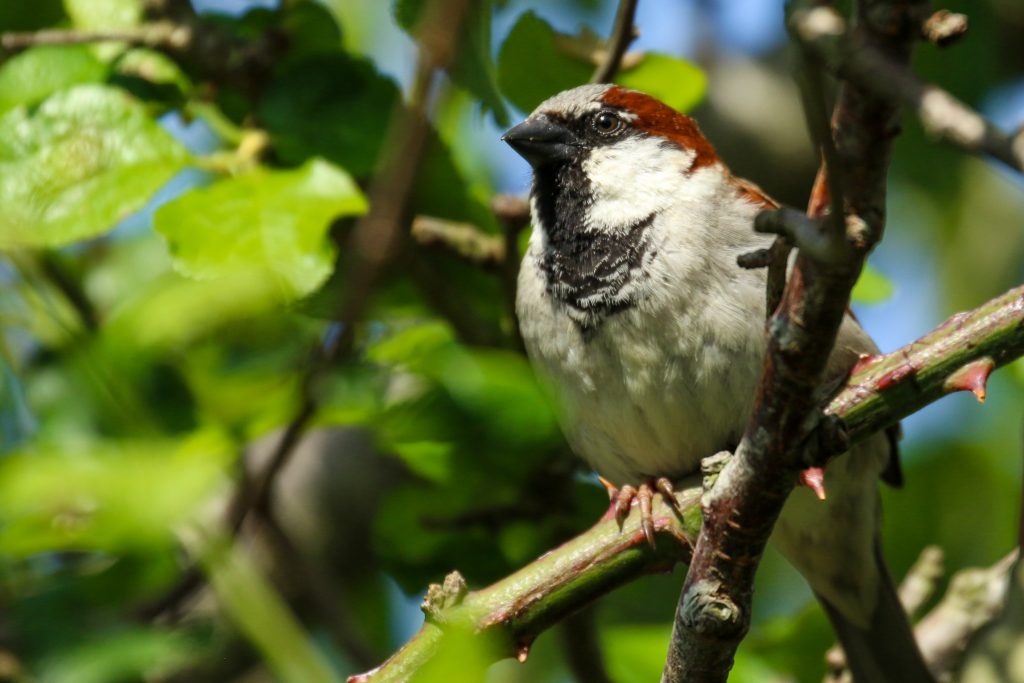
[503,84,933,683]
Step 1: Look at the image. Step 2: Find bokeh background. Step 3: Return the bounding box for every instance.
[1,0,1023,681]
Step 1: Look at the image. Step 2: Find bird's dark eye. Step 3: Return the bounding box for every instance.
[592,111,624,136]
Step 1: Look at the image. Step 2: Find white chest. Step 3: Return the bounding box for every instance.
[516,213,770,485]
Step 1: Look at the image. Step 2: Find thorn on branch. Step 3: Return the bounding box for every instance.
[943,357,994,403]
[921,10,968,47]
[798,467,827,500]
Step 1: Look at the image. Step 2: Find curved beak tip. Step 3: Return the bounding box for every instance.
[502,117,576,166]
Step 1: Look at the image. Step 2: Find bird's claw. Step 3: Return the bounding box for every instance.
[600,477,682,549]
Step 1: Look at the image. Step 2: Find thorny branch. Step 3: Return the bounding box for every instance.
[138,0,471,621]
[350,283,1024,682]
[662,1,929,681]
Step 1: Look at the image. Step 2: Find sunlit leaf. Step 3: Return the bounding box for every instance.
[851,264,895,304]
[0,45,108,116]
[369,320,559,449]
[0,84,190,248]
[497,12,706,116]
[154,158,366,300]
[65,0,140,30]
[0,431,232,555]
[103,270,282,352]
[202,537,343,683]
[617,53,706,113]
[497,11,592,114]
[391,440,455,483]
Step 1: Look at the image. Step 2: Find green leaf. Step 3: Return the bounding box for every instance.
[0,84,190,248]
[154,159,367,300]
[852,264,895,304]
[41,628,198,683]
[497,13,706,116]
[259,53,398,177]
[110,48,192,103]
[0,45,108,116]
[497,11,592,114]
[0,431,232,555]
[602,623,673,683]
[65,0,140,30]
[0,0,64,31]
[280,1,344,62]
[103,271,285,353]
[617,53,706,113]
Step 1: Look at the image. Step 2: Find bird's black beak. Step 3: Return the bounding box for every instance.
[502,116,577,167]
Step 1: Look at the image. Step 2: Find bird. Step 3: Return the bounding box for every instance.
[502,84,933,683]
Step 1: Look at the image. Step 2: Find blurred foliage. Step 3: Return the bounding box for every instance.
[0,0,1021,682]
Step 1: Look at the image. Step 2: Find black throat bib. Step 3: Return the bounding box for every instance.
[532,161,655,332]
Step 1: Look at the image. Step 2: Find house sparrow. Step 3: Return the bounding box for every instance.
[504,84,933,683]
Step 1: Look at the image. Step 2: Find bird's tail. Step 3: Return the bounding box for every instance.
[817,541,934,683]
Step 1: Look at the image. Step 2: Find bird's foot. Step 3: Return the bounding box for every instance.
[598,475,682,548]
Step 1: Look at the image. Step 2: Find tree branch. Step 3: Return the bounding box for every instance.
[591,0,640,83]
[349,283,1024,682]
[662,1,927,680]
[0,22,191,51]
[349,489,702,683]
[792,6,1023,174]
[411,216,506,270]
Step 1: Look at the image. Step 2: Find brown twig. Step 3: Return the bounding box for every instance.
[793,5,1023,174]
[0,16,283,93]
[826,549,1014,683]
[591,0,640,83]
[913,552,1017,682]
[0,22,191,52]
[411,216,506,270]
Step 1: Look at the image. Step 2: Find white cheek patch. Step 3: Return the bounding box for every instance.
[582,137,696,232]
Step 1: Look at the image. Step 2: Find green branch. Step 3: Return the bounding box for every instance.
[350,284,1024,683]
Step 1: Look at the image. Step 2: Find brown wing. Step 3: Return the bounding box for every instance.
[731,175,781,209]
